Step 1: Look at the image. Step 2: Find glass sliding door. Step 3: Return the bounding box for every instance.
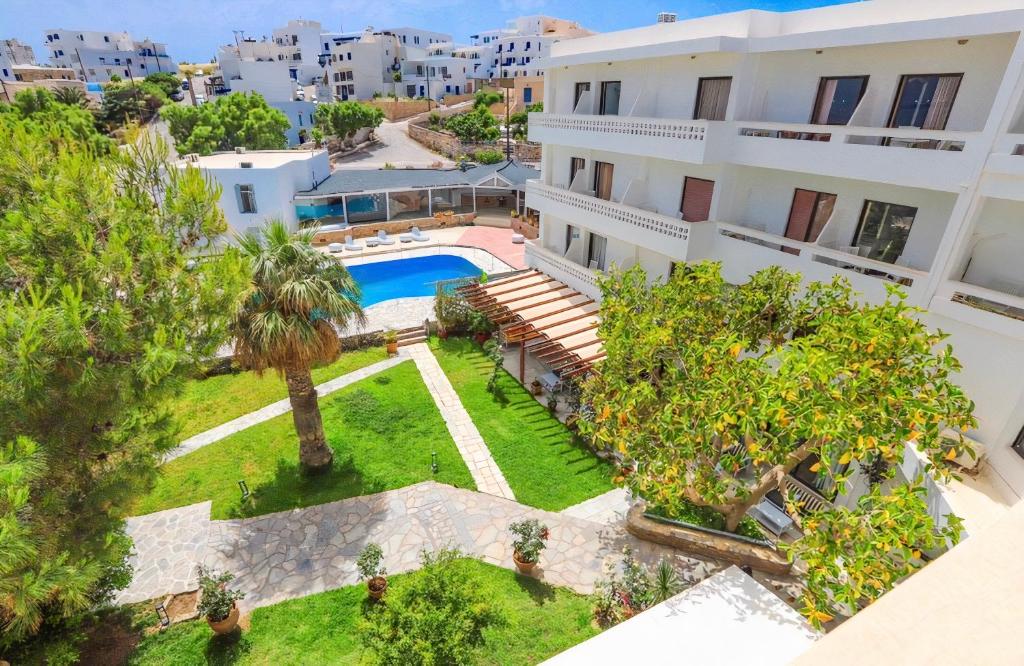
[573,82,590,112]
[694,77,732,121]
[593,161,614,201]
[564,224,576,255]
[599,81,621,116]
[853,200,918,264]
[587,233,608,270]
[811,76,868,125]
[888,74,962,130]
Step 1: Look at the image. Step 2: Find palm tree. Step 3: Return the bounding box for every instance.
[232,221,365,474]
[53,86,88,107]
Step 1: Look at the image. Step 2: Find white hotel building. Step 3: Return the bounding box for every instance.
[526,0,1024,528]
[44,29,175,83]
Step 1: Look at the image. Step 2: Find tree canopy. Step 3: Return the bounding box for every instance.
[98,79,169,129]
[143,71,182,98]
[445,106,501,143]
[314,100,384,141]
[578,262,975,625]
[0,114,247,651]
[0,88,111,154]
[161,92,290,155]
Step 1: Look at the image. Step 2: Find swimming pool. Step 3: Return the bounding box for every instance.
[347,255,482,307]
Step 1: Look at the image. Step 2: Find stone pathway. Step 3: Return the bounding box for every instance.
[163,354,408,462]
[561,488,635,526]
[117,501,212,605]
[201,481,721,612]
[403,342,516,500]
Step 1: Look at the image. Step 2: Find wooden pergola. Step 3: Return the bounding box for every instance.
[458,270,605,382]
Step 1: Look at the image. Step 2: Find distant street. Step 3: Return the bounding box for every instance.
[333,117,454,170]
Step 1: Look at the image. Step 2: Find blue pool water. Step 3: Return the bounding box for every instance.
[348,255,481,307]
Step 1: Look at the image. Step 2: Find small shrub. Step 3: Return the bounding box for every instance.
[509,519,549,563]
[383,330,398,345]
[383,162,396,170]
[474,148,503,164]
[196,566,245,622]
[361,549,504,665]
[592,548,685,626]
[357,543,386,580]
[483,338,504,394]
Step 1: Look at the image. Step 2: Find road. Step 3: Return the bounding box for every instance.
[333,118,454,170]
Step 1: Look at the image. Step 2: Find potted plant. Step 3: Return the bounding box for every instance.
[196,566,245,635]
[509,519,549,574]
[547,393,559,414]
[384,330,399,355]
[530,378,543,396]
[469,311,493,344]
[358,543,388,600]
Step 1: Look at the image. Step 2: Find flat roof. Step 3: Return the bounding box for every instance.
[543,566,818,665]
[177,149,325,170]
[295,160,538,197]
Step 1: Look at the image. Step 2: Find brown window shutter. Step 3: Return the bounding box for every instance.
[786,189,819,243]
[680,177,714,222]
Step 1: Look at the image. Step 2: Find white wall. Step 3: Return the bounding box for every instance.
[955,197,1024,289]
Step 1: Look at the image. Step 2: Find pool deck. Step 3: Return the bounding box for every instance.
[321,226,526,271]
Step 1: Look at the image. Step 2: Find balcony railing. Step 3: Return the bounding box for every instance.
[527,180,694,256]
[736,121,972,152]
[530,112,708,142]
[716,222,929,300]
[937,280,1024,328]
[524,241,601,300]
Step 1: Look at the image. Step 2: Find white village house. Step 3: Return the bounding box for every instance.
[43,28,176,83]
[526,0,1024,536]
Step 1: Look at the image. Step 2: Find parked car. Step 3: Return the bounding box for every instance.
[180,79,189,90]
[170,91,184,102]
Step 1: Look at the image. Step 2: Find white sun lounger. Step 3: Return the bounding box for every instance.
[399,233,414,243]
[411,226,430,242]
[327,242,344,253]
[377,229,396,246]
[344,235,362,252]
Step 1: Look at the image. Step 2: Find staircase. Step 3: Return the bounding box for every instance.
[396,325,428,347]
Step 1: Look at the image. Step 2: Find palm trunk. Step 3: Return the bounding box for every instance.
[284,365,333,474]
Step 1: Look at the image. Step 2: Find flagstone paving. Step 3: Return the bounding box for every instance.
[162,354,408,462]
[560,488,635,526]
[117,501,212,605]
[404,342,516,500]
[201,481,722,612]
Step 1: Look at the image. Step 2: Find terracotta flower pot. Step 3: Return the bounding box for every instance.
[368,575,388,600]
[474,332,491,344]
[386,342,398,355]
[513,551,537,574]
[207,604,240,635]
[438,329,449,340]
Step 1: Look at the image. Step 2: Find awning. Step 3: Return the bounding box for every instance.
[460,270,605,379]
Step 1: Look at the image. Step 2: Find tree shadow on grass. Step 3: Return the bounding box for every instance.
[514,573,557,606]
[229,456,381,519]
[204,627,252,665]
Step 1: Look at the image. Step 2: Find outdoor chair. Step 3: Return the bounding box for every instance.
[399,233,414,243]
[377,229,396,246]
[327,242,343,253]
[343,235,362,251]
[411,226,430,242]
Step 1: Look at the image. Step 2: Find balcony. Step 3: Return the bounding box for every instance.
[930,281,1024,340]
[528,113,725,164]
[732,122,979,192]
[523,241,601,301]
[712,222,930,305]
[981,133,1024,201]
[526,179,709,260]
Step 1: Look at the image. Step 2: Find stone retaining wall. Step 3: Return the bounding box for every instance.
[625,503,792,576]
[407,123,463,158]
[367,98,432,121]
[312,213,477,244]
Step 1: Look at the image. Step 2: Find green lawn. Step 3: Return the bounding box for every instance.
[127,559,599,665]
[169,347,388,440]
[135,361,474,519]
[429,337,614,511]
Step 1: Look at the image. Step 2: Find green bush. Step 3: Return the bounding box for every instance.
[361,549,504,664]
[474,148,503,164]
[444,106,500,143]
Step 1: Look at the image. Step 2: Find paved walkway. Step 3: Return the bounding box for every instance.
[118,501,212,604]
[456,226,526,269]
[202,481,721,611]
[163,354,408,462]
[333,119,453,169]
[404,343,515,500]
[561,488,634,526]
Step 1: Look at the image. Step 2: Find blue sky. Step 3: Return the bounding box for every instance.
[3,0,853,63]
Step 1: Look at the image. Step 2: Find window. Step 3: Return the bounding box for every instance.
[587,233,608,271]
[564,224,576,253]
[103,35,110,42]
[888,73,962,130]
[237,184,257,214]
[415,36,420,44]
[298,114,303,126]
[347,52,352,61]
[569,157,585,187]
[694,77,732,121]
[853,200,918,264]
[593,161,614,201]
[599,81,621,115]
[572,82,589,108]
[679,177,715,222]
[525,41,531,50]
[785,189,837,245]
[811,76,868,125]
